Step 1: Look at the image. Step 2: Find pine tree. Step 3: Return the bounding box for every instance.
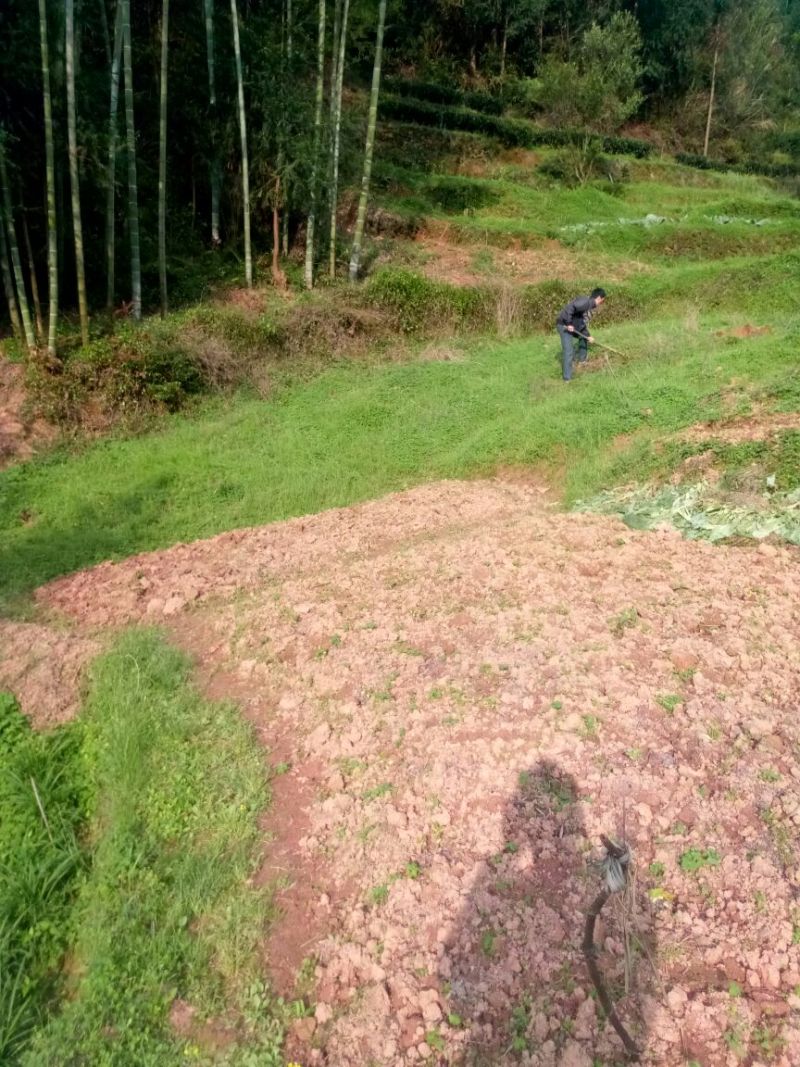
[349,0,387,282]
[304,0,327,289]
[38,0,58,356]
[66,0,90,344]
[230,0,253,287]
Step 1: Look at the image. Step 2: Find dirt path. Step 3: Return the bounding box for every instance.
[4,479,800,1066]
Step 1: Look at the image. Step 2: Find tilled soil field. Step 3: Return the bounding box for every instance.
[4,480,800,1067]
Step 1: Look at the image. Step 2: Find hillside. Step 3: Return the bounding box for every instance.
[2,108,800,1066]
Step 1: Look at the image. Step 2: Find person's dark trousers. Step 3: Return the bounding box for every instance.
[557,325,588,381]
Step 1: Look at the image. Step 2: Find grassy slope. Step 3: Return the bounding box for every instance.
[2,312,796,612]
[1,149,799,611]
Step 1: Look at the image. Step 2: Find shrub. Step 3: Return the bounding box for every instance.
[26,328,206,429]
[379,96,652,158]
[526,13,644,134]
[760,130,800,159]
[383,77,504,116]
[425,176,501,213]
[538,142,631,187]
[676,151,800,179]
[366,268,490,334]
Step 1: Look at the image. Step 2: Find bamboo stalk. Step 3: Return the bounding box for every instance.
[0,202,23,342]
[0,140,36,350]
[203,0,222,247]
[121,0,142,319]
[158,0,170,316]
[304,0,327,289]
[106,0,124,313]
[349,0,387,282]
[21,209,44,341]
[230,0,252,287]
[38,0,59,356]
[66,0,90,344]
[328,0,350,279]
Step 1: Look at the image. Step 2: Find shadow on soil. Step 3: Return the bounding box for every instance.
[442,761,655,1065]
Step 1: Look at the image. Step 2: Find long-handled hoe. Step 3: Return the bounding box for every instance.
[570,329,642,414]
[574,330,627,360]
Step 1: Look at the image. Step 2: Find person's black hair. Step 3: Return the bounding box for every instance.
[591,287,607,300]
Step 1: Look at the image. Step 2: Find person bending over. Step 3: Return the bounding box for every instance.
[556,288,606,382]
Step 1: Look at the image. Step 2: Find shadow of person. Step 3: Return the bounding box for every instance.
[440,760,655,1066]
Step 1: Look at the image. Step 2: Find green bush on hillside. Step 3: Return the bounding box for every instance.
[538,143,631,187]
[383,77,503,116]
[379,96,652,158]
[676,151,800,180]
[425,176,502,213]
[366,267,491,333]
[526,13,644,135]
[759,131,800,160]
[26,329,206,427]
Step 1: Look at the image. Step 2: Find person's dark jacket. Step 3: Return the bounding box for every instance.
[556,296,595,334]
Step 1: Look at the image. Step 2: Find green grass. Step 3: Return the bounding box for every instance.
[12,630,292,1066]
[3,147,800,611]
[0,694,88,1063]
[1,306,796,612]
[378,158,800,257]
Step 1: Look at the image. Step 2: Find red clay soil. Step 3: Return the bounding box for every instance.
[0,360,56,467]
[4,479,800,1066]
[682,410,800,446]
[715,325,772,340]
[414,228,649,290]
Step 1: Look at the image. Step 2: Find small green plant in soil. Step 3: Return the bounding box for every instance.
[581,713,600,738]
[656,693,683,715]
[752,1022,786,1059]
[679,847,721,873]
[369,884,390,906]
[480,929,498,957]
[508,994,532,1052]
[362,782,394,801]
[609,608,639,637]
[426,1029,446,1052]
